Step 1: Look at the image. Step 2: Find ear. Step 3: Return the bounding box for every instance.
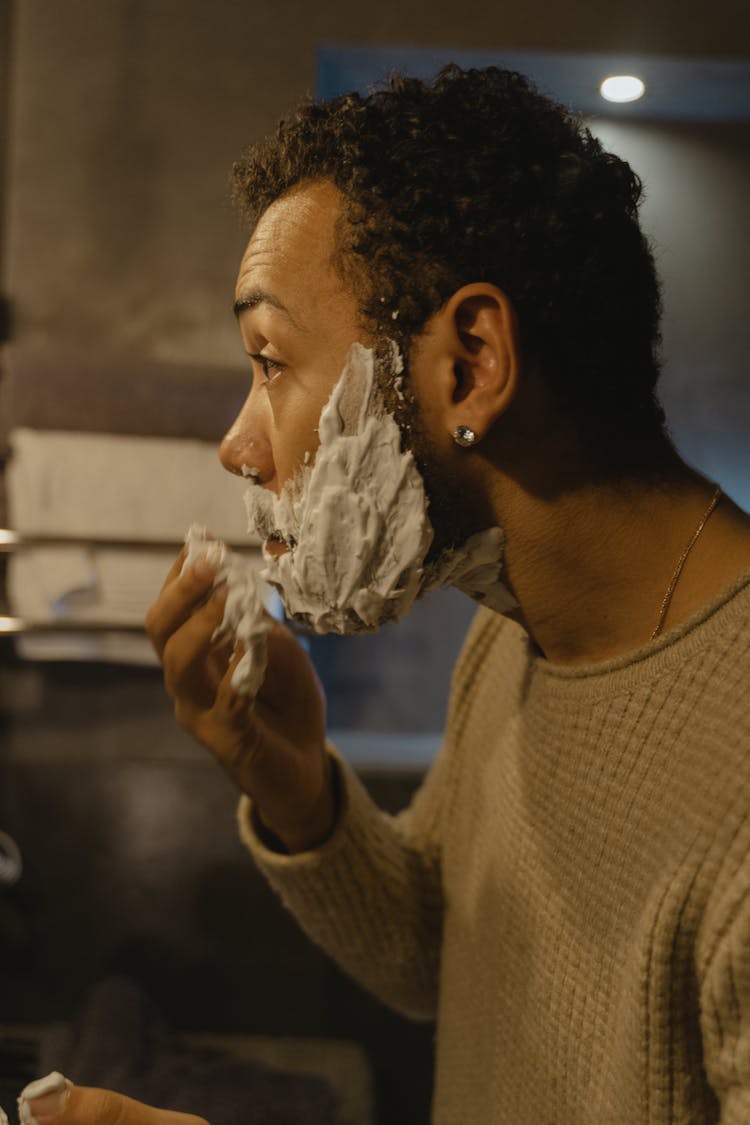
[415,283,522,446]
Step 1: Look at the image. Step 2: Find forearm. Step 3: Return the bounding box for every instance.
[238,750,443,1020]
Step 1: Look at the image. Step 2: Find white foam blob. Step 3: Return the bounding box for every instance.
[184,341,516,694]
[182,525,273,696]
[18,1072,71,1125]
[243,342,516,632]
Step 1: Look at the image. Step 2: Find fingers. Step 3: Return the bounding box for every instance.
[162,589,233,710]
[158,547,188,593]
[145,556,218,660]
[37,1083,209,1125]
[145,552,234,712]
[211,643,253,715]
[259,624,325,717]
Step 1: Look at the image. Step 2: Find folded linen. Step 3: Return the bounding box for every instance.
[5,428,270,664]
[7,427,253,543]
[8,542,275,666]
[7,544,274,666]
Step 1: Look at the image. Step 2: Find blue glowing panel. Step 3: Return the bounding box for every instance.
[317,45,750,123]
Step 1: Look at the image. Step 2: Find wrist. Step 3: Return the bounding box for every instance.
[256,756,339,854]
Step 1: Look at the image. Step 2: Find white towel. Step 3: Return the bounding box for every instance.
[7,427,253,542]
[8,543,275,665]
[6,428,269,664]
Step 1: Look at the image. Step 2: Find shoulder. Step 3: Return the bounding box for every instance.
[445,607,530,727]
[454,606,526,673]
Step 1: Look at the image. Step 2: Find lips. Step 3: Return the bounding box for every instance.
[264,533,294,558]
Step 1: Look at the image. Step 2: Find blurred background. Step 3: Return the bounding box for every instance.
[0,3,748,1123]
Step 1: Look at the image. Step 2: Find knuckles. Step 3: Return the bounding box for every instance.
[144,566,219,647]
[143,601,162,646]
[68,1086,210,1125]
[70,1086,129,1125]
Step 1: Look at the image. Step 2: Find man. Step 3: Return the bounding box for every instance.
[42,66,750,1125]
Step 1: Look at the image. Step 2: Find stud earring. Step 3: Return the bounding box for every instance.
[453,425,478,448]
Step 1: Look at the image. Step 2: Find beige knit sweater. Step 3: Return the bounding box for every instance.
[239,572,750,1124]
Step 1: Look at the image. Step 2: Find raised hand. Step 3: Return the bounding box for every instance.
[145,553,335,853]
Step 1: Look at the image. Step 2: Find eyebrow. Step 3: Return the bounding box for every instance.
[232,287,306,331]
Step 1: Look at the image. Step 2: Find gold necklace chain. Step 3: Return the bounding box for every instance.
[651,485,723,640]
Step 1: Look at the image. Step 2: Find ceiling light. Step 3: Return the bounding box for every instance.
[599,75,646,104]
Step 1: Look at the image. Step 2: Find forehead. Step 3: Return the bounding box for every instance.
[234,181,344,310]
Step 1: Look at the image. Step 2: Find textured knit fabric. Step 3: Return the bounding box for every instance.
[239,572,750,1124]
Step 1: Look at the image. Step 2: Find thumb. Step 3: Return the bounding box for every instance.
[24,1081,208,1125]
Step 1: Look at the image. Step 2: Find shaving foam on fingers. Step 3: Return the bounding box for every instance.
[18,1072,72,1125]
[182,524,273,696]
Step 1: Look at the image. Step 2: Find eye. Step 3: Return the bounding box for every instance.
[249,352,286,383]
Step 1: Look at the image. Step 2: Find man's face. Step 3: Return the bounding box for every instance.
[225,178,484,559]
[223,180,368,493]
[223,180,513,630]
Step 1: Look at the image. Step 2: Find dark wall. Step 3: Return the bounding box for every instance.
[5,0,750,364]
[0,0,15,493]
[0,670,435,1123]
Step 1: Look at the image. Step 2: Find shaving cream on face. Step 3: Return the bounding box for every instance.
[18,1072,72,1125]
[182,525,273,696]
[243,342,516,633]
[183,342,514,690]
[425,526,517,614]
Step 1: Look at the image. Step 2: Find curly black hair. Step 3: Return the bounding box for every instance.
[232,65,667,471]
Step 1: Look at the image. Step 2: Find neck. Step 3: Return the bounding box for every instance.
[491,462,750,665]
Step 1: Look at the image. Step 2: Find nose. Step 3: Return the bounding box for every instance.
[219,393,274,483]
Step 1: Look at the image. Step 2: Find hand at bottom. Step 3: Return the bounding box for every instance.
[20,1080,209,1125]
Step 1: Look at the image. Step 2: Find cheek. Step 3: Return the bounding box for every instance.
[267,378,336,480]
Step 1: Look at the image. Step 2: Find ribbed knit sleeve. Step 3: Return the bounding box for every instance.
[698,817,750,1123]
[237,608,496,1019]
[238,753,442,1018]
